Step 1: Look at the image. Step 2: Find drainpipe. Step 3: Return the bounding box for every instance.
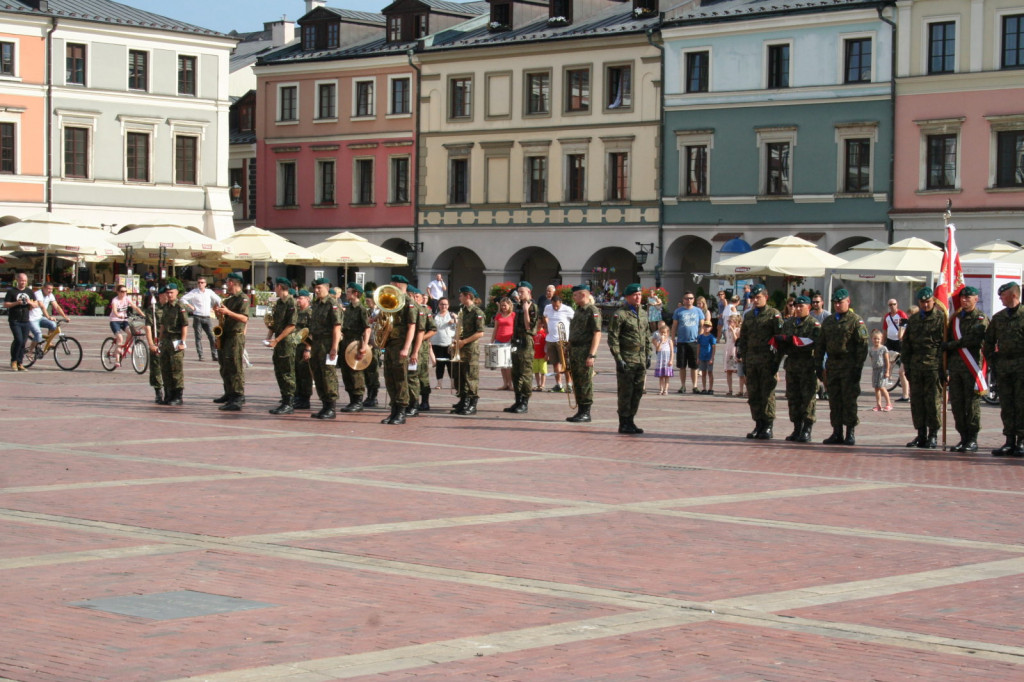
[45,17,57,212]
[407,48,422,286]
[646,23,664,289]
[877,3,896,244]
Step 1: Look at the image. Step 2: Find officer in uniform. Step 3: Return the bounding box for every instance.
[504,281,538,414]
[381,274,417,425]
[268,278,297,415]
[451,286,485,415]
[414,288,437,412]
[404,286,428,417]
[777,294,821,443]
[212,272,250,412]
[144,287,166,404]
[946,286,988,452]
[308,277,342,419]
[293,290,313,410]
[339,282,371,413]
[902,287,948,449]
[983,281,1024,456]
[737,283,783,439]
[566,284,602,423]
[363,285,381,408]
[815,288,869,445]
[608,283,652,434]
[157,283,189,406]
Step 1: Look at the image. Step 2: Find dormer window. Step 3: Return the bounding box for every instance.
[633,0,657,17]
[548,0,572,26]
[387,13,429,43]
[301,19,341,50]
[489,2,511,32]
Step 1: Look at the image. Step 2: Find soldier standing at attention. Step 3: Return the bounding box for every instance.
[945,286,987,453]
[363,285,381,408]
[144,287,166,404]
[381,275,418,425]
[268,279,297,415]
[566,284,602,423]
[737,283,783,440]
[777,294,821,443]
[403,286,428,418]
[308,277,342,420]
[902,287,948,449]
[983,281,1024,456]
[157,283,189,406]
[293,290,313,410]
[815,288,869,445]
[339,282,371,413]
[504,281,538,414]
[212,273,250,412]
[414,289,437,412]
[608,283,652,434]
[451,286,485,416]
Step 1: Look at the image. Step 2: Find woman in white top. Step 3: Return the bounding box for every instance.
[429,297,456,389]
[108,285,143,344]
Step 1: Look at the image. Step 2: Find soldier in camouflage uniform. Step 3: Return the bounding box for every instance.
[213,273,250,412]
[415,289,437,412]
[363,286,381,408]
[777,294,821,443]
[339,282,372,413]
[945,286,988,453]
[293,290,313,410]
[308,277,342,420]
[404,286,429,417]
[452,286,486,416]
[902,287,948,449]
[144,288,166,404]
[983,281,1024,457]
[268,279,297,415]
[814,288,869,445]
[566,284,602,423]
[608,283,652,434]
[381,275,418,425]
[157,283,189,406]
[504,281,539,414]
[737,283,783,440]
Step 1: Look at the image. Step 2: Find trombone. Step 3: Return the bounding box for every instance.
[557,321,576,409]
[371,284,405,347]
[450,309,463,395]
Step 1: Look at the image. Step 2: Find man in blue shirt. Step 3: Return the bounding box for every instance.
[670,292,703,393]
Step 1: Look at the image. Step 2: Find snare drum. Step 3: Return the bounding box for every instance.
[484,343,512,369]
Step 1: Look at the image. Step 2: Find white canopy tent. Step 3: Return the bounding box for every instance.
[826,237,941,303]
[961,240,1020,261]
[711,235,846,278]
[834,238,888,262]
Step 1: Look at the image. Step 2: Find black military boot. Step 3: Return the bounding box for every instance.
[504,394,522,413]
[451,396,467,414]
[843,426,856,446]
[219,395,242,412]
[822,428,844,445]
[907,428,927,448]
[756,420,774,440]
[796,421,813,443]
[747,420,763,439]
[618,416,629,434]
[949,433,967,452]
[1014,436,1024,458]
[961,433,978,453]
[340,396,364,413]
[511,396,529,414]
[992,435,1016,456]
[627,418,644,435]
[270,396,294,415]
[419,387,431,412]
[566,405,591,423]
[389,405,407,425]
[320,401,337,420]
[921,428,938,449]
[362,389,378,408]
[404,404,419,417]
[213,394,230,404]
[154,388,163,404]
[292,396,311,410]
[167,389,183,406]
[785,421,802,442]
[457,396,478,416]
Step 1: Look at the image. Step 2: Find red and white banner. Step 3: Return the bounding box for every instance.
[934,222,964,314]
[952,315,988,394]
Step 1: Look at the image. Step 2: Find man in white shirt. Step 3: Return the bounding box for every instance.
[181,275,222,361]
[29,283,69,352]
[544,293,575,392]
[426,273,446,313]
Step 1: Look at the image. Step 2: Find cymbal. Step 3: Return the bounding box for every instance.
[345,339,371,371]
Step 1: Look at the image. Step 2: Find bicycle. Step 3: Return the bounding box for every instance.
[21,321,83,371]
[100,315,150,374]
[881,351,902,393]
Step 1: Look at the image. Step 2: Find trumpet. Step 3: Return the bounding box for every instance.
[372,284,405,347]
[264,302,275,329]
[557,322,576,409]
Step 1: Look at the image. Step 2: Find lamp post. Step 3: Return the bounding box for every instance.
[634,242,660,287]
[406,241,424,285]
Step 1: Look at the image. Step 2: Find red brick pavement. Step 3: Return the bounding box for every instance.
[1,317,1023,681]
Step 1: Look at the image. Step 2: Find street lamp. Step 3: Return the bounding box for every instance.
[230,183,242,203]
[634,242,655,266]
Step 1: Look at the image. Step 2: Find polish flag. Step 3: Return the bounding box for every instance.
[934,222,963,314]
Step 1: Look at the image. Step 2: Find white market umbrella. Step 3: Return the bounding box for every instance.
[0,213,123,278]
[712,235,846,278]
[831,237,942,283]
[219,226,320,284]
[308,231,408,282]
[834,238,888,262]
[962,240,1019,261]
[111,224,232,264]
[995,249,1024,265]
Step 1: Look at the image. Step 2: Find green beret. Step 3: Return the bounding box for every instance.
[795,295,811,305]
[998,281,1020,295]
[832,288,849,302]
[750,283,766,295]
[390,274,409,284]
[346,282,364,294]
[288,288,296,297]
[312,277,330,286]
[166,282,179,291]
[517,281,532,291]
[959,286,979,297]
[572,284,590,292]
[157,285,168,294]
[275,276,291,287]
[226,272,243,283]
[297,289,311,298]
[407,285,421,295]
[459,285,477,297]
[916,286,933,301]
[623,283,642,296]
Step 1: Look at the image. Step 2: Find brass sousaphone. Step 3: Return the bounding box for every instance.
[371,284,406,347]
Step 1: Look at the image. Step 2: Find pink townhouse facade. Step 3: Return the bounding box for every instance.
[891,0,1024,247]
[254,9,417,246]
[0,16,46,209]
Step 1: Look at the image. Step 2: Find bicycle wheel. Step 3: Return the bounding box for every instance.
[100,337,119,371]
[21,340,38,368]
[983,366,999,405]
[131,338,149,374]
[881,356,900,392]
[53,336,83,371]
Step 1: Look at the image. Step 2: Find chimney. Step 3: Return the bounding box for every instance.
[305,0,327,13]
[25,0,50,10]
[268,19,295,46]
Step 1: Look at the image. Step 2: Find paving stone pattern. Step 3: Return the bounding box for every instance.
[1,318,1022,681]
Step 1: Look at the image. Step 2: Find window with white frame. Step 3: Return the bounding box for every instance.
[684,50,710,93]
[1002,14,1024,69]
[66,43,86,85]
[316,81,337,120]
[278,84,298,122]
[389,76,411,115]
[927,21,956,75]
[353,158,374,204]
[756,126,797,196]
[834,122,877,194]
[64,126,89,178]
[354,79,375,118]
[766,43,790,89]
[390,156,410,204]
[676,130,714,198]
[177,55,196,96]
[174,135,198,185]
[126,131,150,182]
[843,36,872,83]
[915,117,962,191]
[606,63,632,110]
[0,41,14,77]
[0,122,15,174]
[987,115,1024,188]
[278,161,297,206]
[316,159,336,205]
[128,49,148,91]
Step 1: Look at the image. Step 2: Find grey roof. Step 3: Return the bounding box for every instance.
[258,32,412,65]
[229,29,285,73]
[663,0,882,24]
[0,0,230,37]
[320,8,386,24]
[419,0,490,15]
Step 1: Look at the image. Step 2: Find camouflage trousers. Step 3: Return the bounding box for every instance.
[995,361,1024,438]
[615,361,646,419]
[948,366,981,437]
[148,347,162,390]
[339,336,366,399]
[294,345,311,400]
[218,334,246,397]
[309,340,339,403]
[568,347,594,408]
[825,364,861,429]
[744,356,777,422]
[908,367,942,431]
[784,361,817,425]
[158,341,184,391]
[511,343,533,398]
[455,344,479,398]
[383,337,409,407]
[272,337,296,398]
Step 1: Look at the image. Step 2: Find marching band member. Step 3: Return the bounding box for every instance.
[504,281,538,414]
[945,286,987,452]
[984,282,1024,456]
[451,286,485,415]
[902,287,947,449]
[157,283,188,406]
[339,282,371,413]
[308,277,342,420]
[380,275,417,425]
[268,278,297,415]
[213,272,250,412]
[293,290,313,410]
